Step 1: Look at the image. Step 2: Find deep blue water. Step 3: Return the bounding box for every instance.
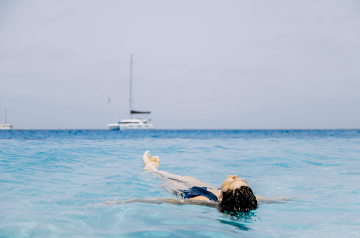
[1,130,359,237]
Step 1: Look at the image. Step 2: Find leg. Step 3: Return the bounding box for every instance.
[142,151,218,189]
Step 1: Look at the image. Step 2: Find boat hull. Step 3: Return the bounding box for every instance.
[119,124,154,130]
[107,123,119,130]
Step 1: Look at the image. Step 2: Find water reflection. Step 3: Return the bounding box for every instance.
[217,219,251,231]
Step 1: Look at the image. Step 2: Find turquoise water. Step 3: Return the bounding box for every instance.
[1,130,359,237]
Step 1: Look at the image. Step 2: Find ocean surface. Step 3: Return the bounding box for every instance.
[1,130,359,237]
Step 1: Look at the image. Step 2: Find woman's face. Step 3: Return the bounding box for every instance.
[218,175,249,202]
[221,175,249,193]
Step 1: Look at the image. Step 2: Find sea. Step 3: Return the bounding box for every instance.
[0,130,359,237]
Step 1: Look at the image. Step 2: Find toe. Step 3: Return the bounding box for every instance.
[151,156,159,162]
[143,151,151,159]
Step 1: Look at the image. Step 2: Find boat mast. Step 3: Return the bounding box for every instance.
[130,54,132,119]
[4,109,6,124]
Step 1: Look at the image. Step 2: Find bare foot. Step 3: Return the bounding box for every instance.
[142,151,158,171]
[151,156,160,168]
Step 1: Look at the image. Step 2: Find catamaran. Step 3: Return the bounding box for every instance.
[0,109,13,130]
[107,55,154,130]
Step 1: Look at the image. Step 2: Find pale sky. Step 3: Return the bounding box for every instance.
[1,0,360,129]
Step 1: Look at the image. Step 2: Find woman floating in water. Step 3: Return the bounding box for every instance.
[104,151,293,215]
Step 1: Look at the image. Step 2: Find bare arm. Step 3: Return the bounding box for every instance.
[100,198,218,208]
[255,195,297,203]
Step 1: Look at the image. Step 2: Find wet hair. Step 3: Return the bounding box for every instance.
[219,186,258,215]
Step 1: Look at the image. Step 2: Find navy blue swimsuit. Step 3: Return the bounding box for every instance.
[179,186,219,202]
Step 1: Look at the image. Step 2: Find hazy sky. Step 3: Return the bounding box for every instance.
[1,0,360,129]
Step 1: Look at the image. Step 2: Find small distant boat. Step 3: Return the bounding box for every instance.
[0,109,13,130]
[107,55,155,130]
[0,124,12,130]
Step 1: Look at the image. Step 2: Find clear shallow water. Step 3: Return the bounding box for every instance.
[0,130,359,237]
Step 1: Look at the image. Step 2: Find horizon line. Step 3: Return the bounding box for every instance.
[2,128,360,131]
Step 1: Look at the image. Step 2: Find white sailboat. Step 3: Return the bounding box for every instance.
[0,109,13,130]
[107,55,155,130]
